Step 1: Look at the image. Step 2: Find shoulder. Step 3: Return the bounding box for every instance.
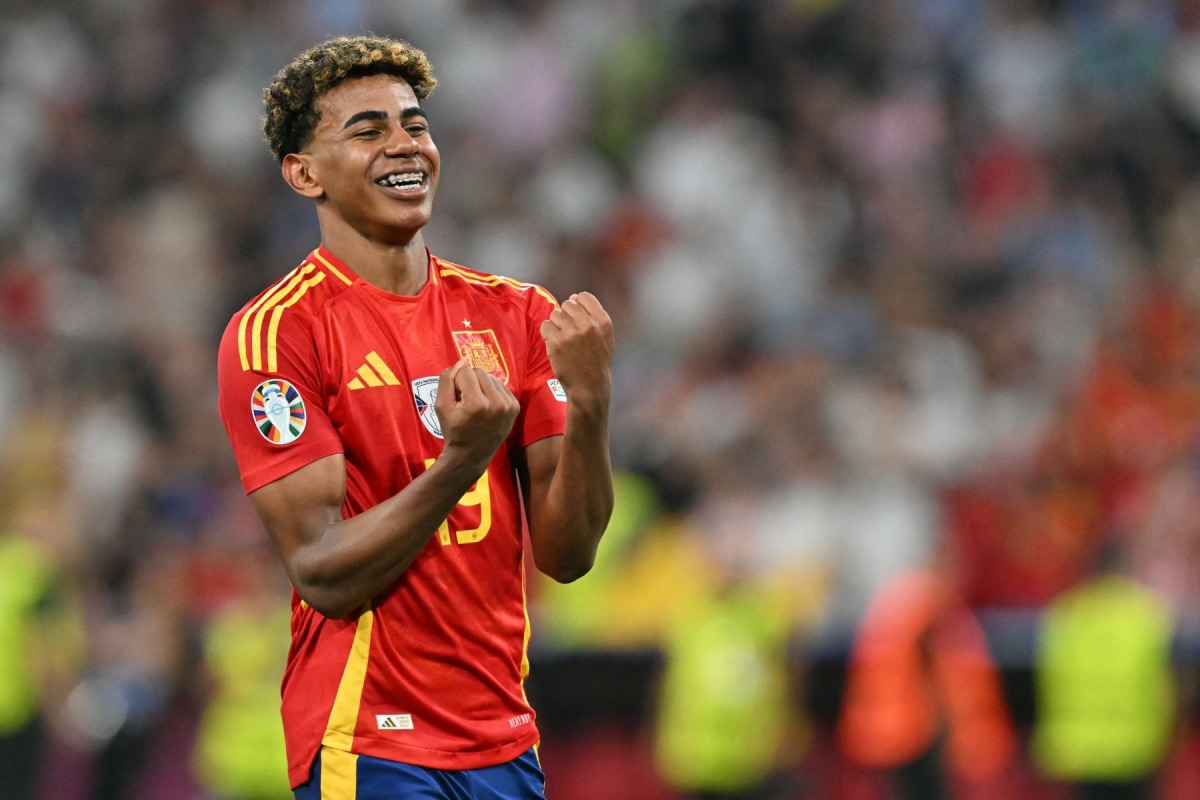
[220,252,356,373]
[431,255,559,314]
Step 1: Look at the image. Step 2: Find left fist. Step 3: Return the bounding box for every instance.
[540,292,614,404]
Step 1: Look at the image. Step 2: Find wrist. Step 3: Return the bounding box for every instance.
[430,443,492,486]
[565,386,611,426]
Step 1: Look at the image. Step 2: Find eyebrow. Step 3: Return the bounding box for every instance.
[341,107,429,130]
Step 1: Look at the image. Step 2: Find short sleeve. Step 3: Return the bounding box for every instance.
[217,311,344,494]
[515,288,566,448]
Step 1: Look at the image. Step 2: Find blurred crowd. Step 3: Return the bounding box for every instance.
[4,0,1200,798]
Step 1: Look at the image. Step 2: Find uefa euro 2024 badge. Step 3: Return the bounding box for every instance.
[252,379,307,444]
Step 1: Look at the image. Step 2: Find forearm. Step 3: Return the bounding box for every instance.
[529,398,614,582]
[276,456,487,618]
[257,363,522,619]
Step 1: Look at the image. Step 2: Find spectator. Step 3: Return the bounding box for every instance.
[836,559,1016,800]
[1031,541,1179,800]
[653,487,808,800]
[0,491,85,800]
[191,543,293,800]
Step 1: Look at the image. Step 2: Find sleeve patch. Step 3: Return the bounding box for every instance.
[252,379,307,444]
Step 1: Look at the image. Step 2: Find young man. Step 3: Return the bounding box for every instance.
[216,35,614,800]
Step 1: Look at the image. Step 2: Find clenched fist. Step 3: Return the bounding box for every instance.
[434,359,520,474]
[540,292,614,408]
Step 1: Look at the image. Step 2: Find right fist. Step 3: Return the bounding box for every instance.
[434,359,520,465]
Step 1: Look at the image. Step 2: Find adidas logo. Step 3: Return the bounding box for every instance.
[348,351,401,390]
[376,713,414,730]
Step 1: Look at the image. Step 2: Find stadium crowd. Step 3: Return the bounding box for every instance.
[3,0,1200,798]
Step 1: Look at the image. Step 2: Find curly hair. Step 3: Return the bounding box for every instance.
[262,35,438,163]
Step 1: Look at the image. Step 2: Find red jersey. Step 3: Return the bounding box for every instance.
[216,246,567,787]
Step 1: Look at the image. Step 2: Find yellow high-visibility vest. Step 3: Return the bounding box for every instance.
[192,599,294,799]
[0,534,58,732]
[1032,575,1176,781]
[654,582,795,793]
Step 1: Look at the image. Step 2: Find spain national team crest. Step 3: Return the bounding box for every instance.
[252,379,306,445]
[452,329,509,384]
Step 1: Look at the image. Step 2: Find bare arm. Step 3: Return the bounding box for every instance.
[249,360,519,619]
[523,292,615,582]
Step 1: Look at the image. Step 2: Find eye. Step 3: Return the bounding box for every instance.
[405,123,429,136]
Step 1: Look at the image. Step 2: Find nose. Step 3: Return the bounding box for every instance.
[384,125,420,158]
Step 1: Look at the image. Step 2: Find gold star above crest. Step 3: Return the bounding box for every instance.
[462,319,472,328]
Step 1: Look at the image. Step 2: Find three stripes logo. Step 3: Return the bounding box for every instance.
[376,714,414,731]
[348,351,401,390]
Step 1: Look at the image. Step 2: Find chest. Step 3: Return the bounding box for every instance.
[317,290,527,441]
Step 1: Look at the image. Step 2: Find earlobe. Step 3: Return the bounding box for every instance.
[282,153,324,200]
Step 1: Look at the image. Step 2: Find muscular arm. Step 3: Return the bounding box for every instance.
[249,360,519,619]
[523,292,615,583]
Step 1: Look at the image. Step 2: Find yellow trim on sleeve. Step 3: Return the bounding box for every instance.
[241,264,318,371]
[237,267,308,371]
[265,272,327,373]
[311,250,354,286]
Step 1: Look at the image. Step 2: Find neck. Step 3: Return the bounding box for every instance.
[319,219,429,296]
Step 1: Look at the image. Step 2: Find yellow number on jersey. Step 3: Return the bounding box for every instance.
[424,459,493,545]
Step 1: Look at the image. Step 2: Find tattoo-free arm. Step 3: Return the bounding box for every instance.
[249,360,520,618]
[524,292,615,582]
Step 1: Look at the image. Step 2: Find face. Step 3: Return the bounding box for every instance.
[285,73,440,244]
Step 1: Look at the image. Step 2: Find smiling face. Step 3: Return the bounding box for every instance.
[282,73,440,247]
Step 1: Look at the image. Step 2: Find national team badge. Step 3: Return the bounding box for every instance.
[252,379,306,444]
[412,376,443,439]
[451,329,509,384]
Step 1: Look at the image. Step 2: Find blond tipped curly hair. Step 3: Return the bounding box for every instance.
[263,35,438,162]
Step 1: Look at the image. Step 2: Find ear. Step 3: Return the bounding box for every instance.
[281,153,324,200]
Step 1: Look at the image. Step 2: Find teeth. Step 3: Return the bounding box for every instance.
[378,172,424,188]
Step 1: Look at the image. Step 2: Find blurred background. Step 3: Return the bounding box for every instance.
[4,0,1200,798]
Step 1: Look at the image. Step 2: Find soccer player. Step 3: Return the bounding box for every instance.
[215,35,614,800]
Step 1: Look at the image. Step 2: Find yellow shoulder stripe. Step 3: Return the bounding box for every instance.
[265,272,326,372]
[310,249,354,286]
[436,264,559,308]
[237,264,312,371]
[237,263,327,372]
